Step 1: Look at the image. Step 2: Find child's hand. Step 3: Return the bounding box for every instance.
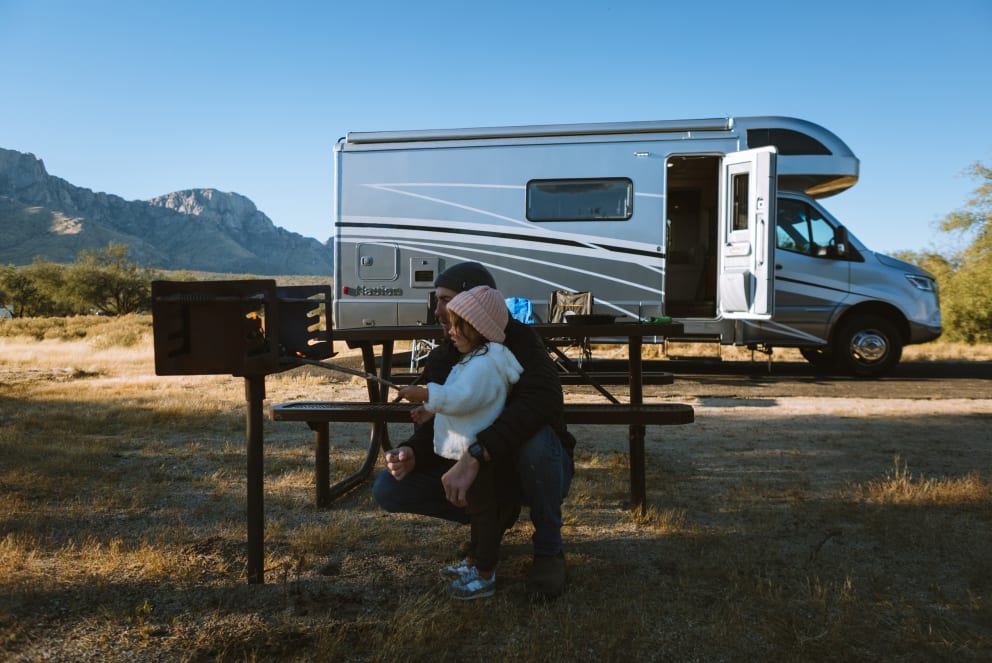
[397,385,428,403]
[410,405,433,425]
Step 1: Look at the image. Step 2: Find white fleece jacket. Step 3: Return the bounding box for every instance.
[424,342,524,461]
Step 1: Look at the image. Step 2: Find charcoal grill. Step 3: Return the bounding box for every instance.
[151,279,333,584]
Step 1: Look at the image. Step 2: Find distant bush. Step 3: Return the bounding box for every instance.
[0,314,152,347]
[87,315,152,349]
[0,317,70,341]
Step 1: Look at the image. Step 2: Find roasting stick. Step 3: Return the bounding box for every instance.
[292,357,401,390]
[292,356,428,403]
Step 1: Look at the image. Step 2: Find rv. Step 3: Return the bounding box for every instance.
[332,116,941,377]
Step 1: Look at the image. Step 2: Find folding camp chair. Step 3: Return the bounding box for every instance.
[410,291,438,371]
[548,289,594,365]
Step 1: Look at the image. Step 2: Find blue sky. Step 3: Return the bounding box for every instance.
[1,1,990,256]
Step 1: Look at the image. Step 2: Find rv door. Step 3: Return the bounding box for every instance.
[718,147,777,319]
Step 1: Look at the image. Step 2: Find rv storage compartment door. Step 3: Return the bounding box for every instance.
[358,243,399,280]
[719,147,776,320]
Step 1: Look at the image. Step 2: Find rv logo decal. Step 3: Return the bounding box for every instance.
[346,286,404,297]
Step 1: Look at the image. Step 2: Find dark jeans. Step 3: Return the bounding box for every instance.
[372,425,574,556]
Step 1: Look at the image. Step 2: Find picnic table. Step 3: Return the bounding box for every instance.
[270,320,694,511]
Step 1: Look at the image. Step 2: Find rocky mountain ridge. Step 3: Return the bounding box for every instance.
[0,147,332,275]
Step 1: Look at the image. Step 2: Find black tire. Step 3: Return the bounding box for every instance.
[832,315,903,377]
[799,346,834,370]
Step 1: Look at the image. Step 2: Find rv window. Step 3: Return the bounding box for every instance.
[746,128,831,155]
[526,178,632,222]
[731,173,749,231]
[776,198,837,257]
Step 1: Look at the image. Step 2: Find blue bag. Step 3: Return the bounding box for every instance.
[505,297,535,324]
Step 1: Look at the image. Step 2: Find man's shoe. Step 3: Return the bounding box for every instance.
[527,551,566,598]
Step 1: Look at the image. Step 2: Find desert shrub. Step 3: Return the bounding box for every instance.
[0,317,67,340]
[87,315,152,349]
[0,315,151,346]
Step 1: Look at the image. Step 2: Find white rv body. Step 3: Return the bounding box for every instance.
[332,116,941,376]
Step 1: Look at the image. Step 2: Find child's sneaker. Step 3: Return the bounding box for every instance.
[448,567,496,600]
[439,557,474,579]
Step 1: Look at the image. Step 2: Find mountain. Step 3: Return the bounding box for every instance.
[0,147,332,275]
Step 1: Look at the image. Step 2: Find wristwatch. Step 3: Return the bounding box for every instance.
[468,442,487,463]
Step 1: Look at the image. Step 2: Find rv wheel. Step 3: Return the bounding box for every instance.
[833,315,903,377]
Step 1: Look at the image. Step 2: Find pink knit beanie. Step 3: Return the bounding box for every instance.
[447,285,509,343]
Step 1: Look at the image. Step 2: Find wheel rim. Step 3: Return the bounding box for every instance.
[849,330,888,364]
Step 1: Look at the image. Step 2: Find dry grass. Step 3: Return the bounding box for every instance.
[1,322,990,661]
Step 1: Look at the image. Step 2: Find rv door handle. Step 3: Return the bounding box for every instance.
[775,264,783,271]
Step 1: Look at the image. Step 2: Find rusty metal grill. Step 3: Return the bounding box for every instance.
[151,279,333,376]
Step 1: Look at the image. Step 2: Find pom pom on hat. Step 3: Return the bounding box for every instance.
[447,285,509,343]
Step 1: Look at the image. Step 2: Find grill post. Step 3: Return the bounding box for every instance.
[245,375,266,583]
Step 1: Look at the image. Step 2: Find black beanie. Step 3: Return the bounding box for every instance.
[434,261,497,293]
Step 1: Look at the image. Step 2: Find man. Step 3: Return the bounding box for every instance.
[372,261,575,597]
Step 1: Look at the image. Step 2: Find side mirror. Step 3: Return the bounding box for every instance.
[833,226,850,258]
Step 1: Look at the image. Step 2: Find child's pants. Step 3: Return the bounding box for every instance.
[466,462,519,573]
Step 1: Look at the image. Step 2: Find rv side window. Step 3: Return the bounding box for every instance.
[776,198,837,258]
[526,178,633,222]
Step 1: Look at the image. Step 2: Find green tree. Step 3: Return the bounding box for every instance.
[936,162,992,342]
[0,264,58,317]
[64,243,152,315]
[0,265,10,316]
[23,258,80,315]
[942,162,992,255]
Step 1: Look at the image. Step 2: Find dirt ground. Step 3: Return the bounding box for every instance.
[558,356,992,524]
[1,338,990,661]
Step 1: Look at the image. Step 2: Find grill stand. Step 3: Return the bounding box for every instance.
[150,280,334,585]
[245,375,266,584]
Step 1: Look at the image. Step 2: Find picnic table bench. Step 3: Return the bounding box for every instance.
[270,399,694,511]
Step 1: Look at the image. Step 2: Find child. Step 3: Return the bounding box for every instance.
[397,285,523,600]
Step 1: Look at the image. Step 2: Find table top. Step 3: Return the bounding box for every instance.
[333,321,684,344]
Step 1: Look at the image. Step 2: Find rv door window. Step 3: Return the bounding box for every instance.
[526,178,633,222]
[731,173,749,231]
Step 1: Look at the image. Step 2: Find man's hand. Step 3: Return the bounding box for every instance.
[441,455,479,507]
[384,445,416,481]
